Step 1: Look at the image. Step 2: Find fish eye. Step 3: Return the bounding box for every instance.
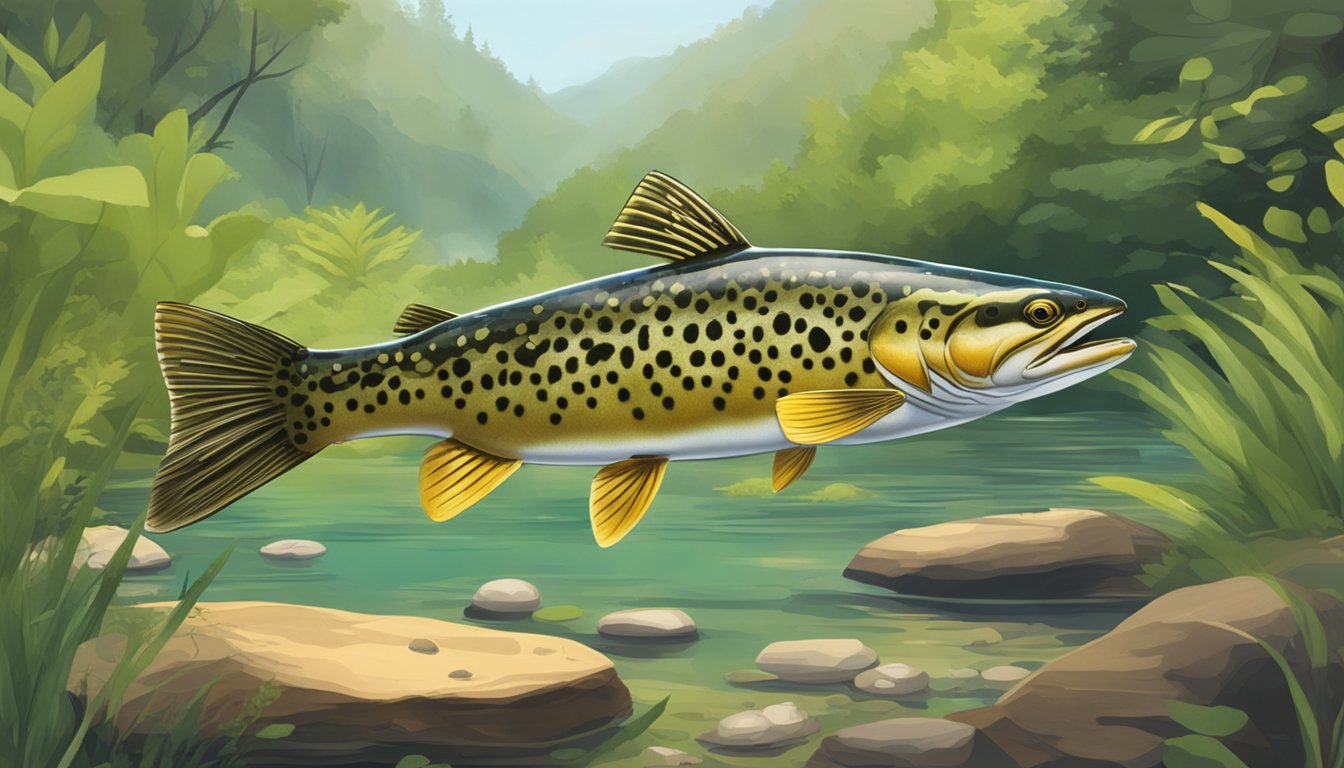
[1075,299,1087,311]
[1024,299,1061,326]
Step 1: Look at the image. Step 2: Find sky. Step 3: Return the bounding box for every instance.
[439,1,765,92]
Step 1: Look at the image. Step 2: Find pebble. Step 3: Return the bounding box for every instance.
[470,578,541,614]
[810,718,976,767]
[982,665,1031,683]
[449,669,473,679]
[597,608,697,638]
[642,745,702,766]
[755,639,878,683]
[259,539,326,560]
[408,638,438,654]
[853,663,929,696]
[698,701,819,749]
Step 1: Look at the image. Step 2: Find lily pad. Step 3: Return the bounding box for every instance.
[534,604,583,622]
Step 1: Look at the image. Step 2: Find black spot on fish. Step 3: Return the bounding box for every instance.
[748,350,762,364]
[638,326,651,351]
[863,358,876,374]
[655,350,673,368]
[753,387,765,399]
[495,396,509,411]
[779,371,792,383]
[496,350,509,363]
[711,350,725,366]
[440,386,452,399]
[743,296,757,311]
[920,329,932,340]
[306,420,317,431]
[586,343,615,365]
[695,298,710,312]
[346,398,358,411]
[822,357,836,370]
[362,373,384,387]
[632,407,645,420]
[399,390,411,405]
[388,376,401,390]
[481,374,494,391]
[800,293,814,309]
[895,320,908,334]
[452,358,470,377]
[579,337,593,350]
[706,320,723,340]
[803,359,814,370]
[690,350,705,366]
[683,324,699,343]
[547,365,562,384]
[570,318,584,333]
[565,357,579,374]
[673,291,692,309]
[555,337,569,353]
[764,290,778,302]
[437,369,449,381]
[759,367,772,381]
[514,339,550,367]
[276,385,289,397]
[853,283,869,298]
[849,307,865,322]
[514,404,525,417]
[364,404,376,414]
[572,381,586,395]
[833,294,848,308]
[682,377,694,390]
[538,389,549,402]
[845,372,859,386]
[294,433,308,445]
[620,318,636,333]
[728,366,740,380]
[928,318,941,330]
[654,306,672,322]
[840,348,853,363]
[550,413,562,425]
[713,396,726,411]
[598,317,613,332]
[461,381,474,394]
[320,417,330,426]
[376,391,388,406]
[618,388,630,402]
[733,342,746,355]
[662,326,674,337]
[643,363,655,379]
[701,374,712,388]
[557,397,569,409]
[808,327,830,353]
[454,398,466,409]
[477,412,488,424]
[751,327,765,343]
[651,382,664,396]
[773,313,791,335]
[586,396,597,408]
[662,396,675,409]
[670,365,682,377]
[726,310,738,325]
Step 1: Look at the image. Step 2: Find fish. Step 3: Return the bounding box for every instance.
[148,171,1135,546]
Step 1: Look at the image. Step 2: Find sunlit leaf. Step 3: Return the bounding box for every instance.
[42,21,58,68]
[1306,207,1330,234]
[1327,160,1344,209]
[1168,701,1248,737]
[0,33,54,99]
[1203,143,1243,164]
[1313,111,1344,137]
[24,43,105,179]
[1180,57,1212,83]
[1263,207,1306,243]
[255,723,295,739]
[1265,175,1292,193]
[55,15,91,69]
[1163,734,1250,768]
[1283,12,1344,38]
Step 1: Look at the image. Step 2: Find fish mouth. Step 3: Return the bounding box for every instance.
[1023,306,1135,380]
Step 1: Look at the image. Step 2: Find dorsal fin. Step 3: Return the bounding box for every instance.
[393,303,458,335]
[602,170,750,261]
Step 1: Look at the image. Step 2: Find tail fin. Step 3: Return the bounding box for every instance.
[148,302,313,533]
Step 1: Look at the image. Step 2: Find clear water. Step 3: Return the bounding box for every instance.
[101,411,1194,766]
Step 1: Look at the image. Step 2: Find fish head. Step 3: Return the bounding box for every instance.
[867,281,1135,403]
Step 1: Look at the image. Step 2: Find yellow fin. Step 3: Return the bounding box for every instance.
[589,457,668,547]
[419,440,521,522]
[772,446,816,492]
[775,389,907,445]
[394,303,458,335]
[602,170,750,261]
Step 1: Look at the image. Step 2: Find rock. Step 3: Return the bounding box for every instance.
[470,578,541,614]
[979,666,1029,684]
[643,745,703,765]
[76,525,171,573]
[756,639,879,683]
[597,608,697,639]
[68,601,631,765]
[259,539,326,560]
[448,668,472,679]
[806,718,975,768]
[408,638,438,654]
[853,663,929,696]
[844,509,1168,600]
[949,577,1344,768]
[698,701,819,749]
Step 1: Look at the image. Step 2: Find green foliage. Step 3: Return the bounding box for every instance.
[286,203,420,288]
[1168,701,1249,738]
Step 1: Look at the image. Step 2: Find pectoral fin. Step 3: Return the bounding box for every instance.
[419,440,521,522]
[589,457,668,547]
[772,446,816,492]
[394,303,458,335]
[775,389,906,445]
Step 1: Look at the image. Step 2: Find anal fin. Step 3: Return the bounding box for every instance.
[394,303,459,335]
[772,446,816,492]
[775,389,906,445]
[590,457,668,547]
[419,440,521,522]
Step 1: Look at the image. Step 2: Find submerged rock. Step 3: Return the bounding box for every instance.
[643,745,703,765]
[806,718,976,768]
[76,525,171,572]
[844,508,1168,600]
[698,701,819,749]
[470,578,541,615]
[950,577,1344,768]
[597,608,697,639]
[259,539,326,560]
[979,666,1029,684]
[68,601,632,766]
[755,639,879,683]
[853,663,929,696]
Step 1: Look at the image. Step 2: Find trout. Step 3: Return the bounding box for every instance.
[149,171,1135,545]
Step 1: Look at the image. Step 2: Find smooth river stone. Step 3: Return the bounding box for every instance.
[853,663,929,696]
[77,525,171,572]
[597,608,698,638]
[756,639,879,683]
[699,702,820,749]
[471,578,542,614]
[259,539,326,560]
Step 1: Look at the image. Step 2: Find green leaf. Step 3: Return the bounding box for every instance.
[1168,701,1249,737]
[177,150,234,222]
[1284,12,1344,38]
[1266,175,1293,193]
[42,21,58,67]
[1190,0,1229,21]
[1203,143,1244,164]
[1269,150,1306,172]
[9,165,149,223]
[1313,111,1344,137]
[1306,207,1330,234]
[393,757,430,768]
[255,723,295,739]
[1164,734,1250,768]
[56,15,92,69]
[533,605,583,622]
[1180,57,1212,83]
[1326,160,1344,209]
[0,33,54,99]
[1263,207,1307,243]
[25,43,105,180]
[1135,116,1180,142]
[1199,116,1220,139]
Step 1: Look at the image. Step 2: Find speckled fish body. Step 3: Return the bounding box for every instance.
[289,248,1099,464]
[147,171,1134,542]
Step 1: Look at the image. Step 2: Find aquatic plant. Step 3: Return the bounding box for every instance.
[285,203,421,288]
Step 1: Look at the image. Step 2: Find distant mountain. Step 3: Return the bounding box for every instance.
[546,55,680,123]
[496,0,935,276]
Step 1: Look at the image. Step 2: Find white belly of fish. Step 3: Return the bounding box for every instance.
[517,402,988,465]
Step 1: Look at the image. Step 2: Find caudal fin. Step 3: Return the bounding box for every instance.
[148,302,313,532]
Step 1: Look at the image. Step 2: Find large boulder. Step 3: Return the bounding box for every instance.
[76,525,171,572]
[844,509,1167,600]
[949,577,1344,767]
[68,601,632,766]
